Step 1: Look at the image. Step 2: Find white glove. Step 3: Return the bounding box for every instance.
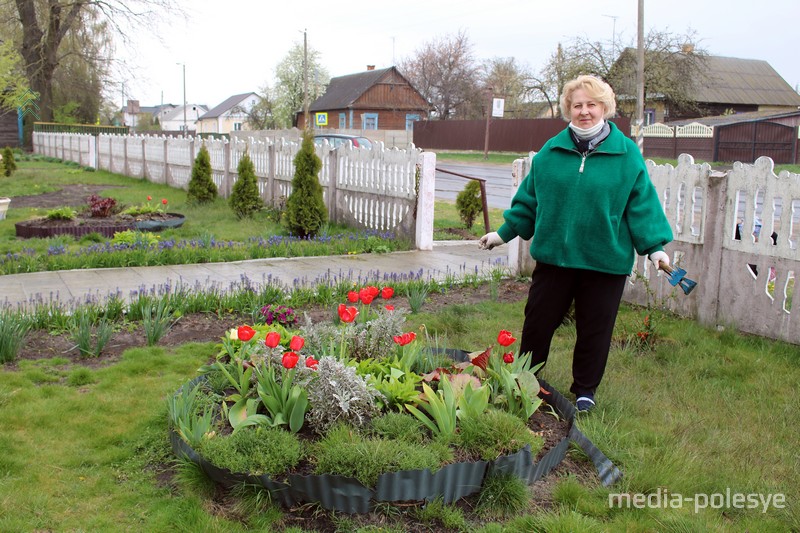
[479,232,505,250]
[649,250,670,270]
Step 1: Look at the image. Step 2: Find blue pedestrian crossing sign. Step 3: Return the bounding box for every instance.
[315,112,328,126]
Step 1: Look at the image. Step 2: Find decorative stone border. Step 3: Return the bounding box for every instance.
[170,376,621,513]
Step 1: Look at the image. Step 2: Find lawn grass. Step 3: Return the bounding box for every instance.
[1,294,797,531]
[433,200,506,240]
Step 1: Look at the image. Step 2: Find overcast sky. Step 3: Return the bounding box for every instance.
[118,0,800,110]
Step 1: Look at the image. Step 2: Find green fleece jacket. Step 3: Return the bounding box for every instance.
[497,121,673,275]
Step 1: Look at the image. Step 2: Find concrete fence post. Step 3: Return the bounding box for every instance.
[508,157,535,277]
[415,151,436,250]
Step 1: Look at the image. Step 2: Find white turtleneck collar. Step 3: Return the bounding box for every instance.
[569,119,606,140]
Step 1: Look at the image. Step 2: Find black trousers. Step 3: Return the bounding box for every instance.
[519,262,628,398]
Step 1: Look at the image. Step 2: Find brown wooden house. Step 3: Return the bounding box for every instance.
[297,66,429,131]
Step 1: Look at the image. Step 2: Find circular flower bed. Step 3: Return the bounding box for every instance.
[169,286,576,512]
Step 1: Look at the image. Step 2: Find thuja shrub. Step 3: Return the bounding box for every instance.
[285,131,327,238]
[229,151,263,219]
[455,180,483,229]
[2,146,17,177]
[187,144,218,204]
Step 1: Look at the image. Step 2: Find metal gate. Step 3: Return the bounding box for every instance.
[713,121,797,164]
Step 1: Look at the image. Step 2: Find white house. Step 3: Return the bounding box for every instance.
[159,104,208,134]
[196,92,261,135]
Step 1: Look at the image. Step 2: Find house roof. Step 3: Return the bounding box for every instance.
[667,108,800,127]
[692,55,800,107]
[160,104,209,121]
[309,67,410,111]
[199,93,259,120]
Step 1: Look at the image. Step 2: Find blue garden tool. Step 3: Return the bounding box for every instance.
[660,264,697,295]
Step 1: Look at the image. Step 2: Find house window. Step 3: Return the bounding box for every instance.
[362,113,378,130]
[405,114,420,131]
[339,113,346,129]
[645,109,656,126]
[233,123,243,131]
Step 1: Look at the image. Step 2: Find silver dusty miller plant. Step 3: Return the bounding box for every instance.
[300,308,408,361]
[306,357,384,434]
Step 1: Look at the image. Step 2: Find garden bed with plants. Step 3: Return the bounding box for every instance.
[167,284,591,514]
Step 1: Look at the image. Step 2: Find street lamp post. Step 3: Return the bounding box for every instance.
[177,62,187,137]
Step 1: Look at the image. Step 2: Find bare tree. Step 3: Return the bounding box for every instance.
[539,29,708,119]
[236,85,276,130]
[8,0,179,122]
[399,29,481,120]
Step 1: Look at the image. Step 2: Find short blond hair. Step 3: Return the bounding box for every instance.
[559,75,616,120]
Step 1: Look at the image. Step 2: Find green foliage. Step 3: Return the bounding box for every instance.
[45,207,77,220]
[167,382,216,448]
[0,309,31,363]
[312,424,443,487]
[256,365,309,433]
[404,376,459,442]
[187,144,218,204]
[111,230,159,248]
[70,310,114,358]
[407,282,429,314]
[67,367,96,387]
[141,298,174,345]
[411,497,468,530]
[284,131,327,238]
[476,471,530,517]
[457,408,543,461]
[369,412,426,444]
[455,180,483,229]
[2,146,17,177]
[229,151,263,219]
[198,426,303,476]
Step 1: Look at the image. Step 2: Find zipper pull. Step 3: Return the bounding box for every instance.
[579,154,586,173]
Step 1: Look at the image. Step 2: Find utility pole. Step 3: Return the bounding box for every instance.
[303,29,309,130]
[483,87,493,160]
[177,62,187,137]
[636,0,645,154]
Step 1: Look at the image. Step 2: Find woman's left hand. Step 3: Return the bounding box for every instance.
[649,251,670,270]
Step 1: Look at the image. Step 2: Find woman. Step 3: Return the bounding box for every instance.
[479,75,672,412]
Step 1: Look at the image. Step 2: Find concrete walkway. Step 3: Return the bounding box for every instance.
[0,241,509,311]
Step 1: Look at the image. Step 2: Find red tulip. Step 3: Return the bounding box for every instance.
[305,356,319,369]
[161,198,168,205]
[282,351,299,369]
[503,352,515,364]
[497,330,516,347]
[358,287,375,305]
[381,286,394,299]
[338,304,358,323]
[237,325,256,342]
[393,332,417,346]
[366,285,380,298]
[264,331,281,348]
[147,195,152,201]
[385,304,395,311]
[347,291,359,303]
[289,335,305,351]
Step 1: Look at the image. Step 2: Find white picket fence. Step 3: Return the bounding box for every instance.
[32,132,435,248]
[508,153,800,345]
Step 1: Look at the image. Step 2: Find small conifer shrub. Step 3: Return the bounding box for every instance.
[187,144,217,204]
[455,180,483,229]
[2,147,17,177]
[229,151,263,218]
[285,131,327,238]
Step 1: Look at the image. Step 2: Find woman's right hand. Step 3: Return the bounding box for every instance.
[479,232,504,250]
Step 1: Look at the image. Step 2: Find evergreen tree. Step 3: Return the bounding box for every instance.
[229,151,262,219]
[456,180,483,229]
[2,147,17,177]
[187,144,217,204]
[285,131,327,238]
